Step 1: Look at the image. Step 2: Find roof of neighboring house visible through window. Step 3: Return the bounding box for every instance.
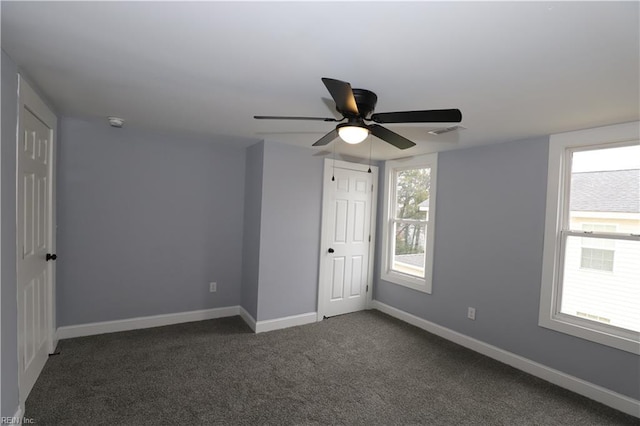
[570,169,639,213]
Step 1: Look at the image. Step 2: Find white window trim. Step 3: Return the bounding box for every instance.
[539,121,640,354]
[381,153,438,293]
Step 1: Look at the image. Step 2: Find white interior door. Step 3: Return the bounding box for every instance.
[17,76,57,406]
[318,159,377,318]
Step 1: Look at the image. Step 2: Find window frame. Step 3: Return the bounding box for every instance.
[381,154,438,293]
[539,122,640,354]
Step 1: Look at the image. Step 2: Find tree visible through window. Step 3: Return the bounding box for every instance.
[382,154,438,293]
[392,168,430,278]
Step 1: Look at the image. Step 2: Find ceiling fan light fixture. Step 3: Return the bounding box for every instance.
[337,123,369,144]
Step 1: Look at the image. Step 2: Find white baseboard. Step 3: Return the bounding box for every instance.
[255,312,317,333]
[57,306,240,340]
[56,306,318,340]
[239,306,257,332]
[371,300,640,418]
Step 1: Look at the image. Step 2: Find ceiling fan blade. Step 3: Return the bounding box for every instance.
[370,109,462,124]
[368,124,416,150]
[321,78,359,116]
[254,115,339,122]
[312,128,339,147]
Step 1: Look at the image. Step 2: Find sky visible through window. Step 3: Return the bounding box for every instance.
[573,144,640,172]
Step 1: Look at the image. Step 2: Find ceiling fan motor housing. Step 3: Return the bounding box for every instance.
[346,88,377,118]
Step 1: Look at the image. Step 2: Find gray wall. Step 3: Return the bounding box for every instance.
[240,141,264,319]
[375,137,640,399]
[255,141,324,321]
[1,49,19,418]
[57,118,247,326]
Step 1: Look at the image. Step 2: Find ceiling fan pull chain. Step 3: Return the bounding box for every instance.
[332,140,336,181]
[368,134,373,173]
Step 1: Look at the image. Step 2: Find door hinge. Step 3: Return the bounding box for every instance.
[371,184,374,192]
[366,285,369,292]
[368,235,371,242]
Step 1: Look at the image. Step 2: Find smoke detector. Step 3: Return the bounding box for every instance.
[107,116,125,128]
[428,125,466,136]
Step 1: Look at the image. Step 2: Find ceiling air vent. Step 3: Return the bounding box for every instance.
[107,116,125,128]
[428,125,466,136]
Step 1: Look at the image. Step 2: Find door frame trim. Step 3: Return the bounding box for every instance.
[16,74,57,407]
[317,159,378,321]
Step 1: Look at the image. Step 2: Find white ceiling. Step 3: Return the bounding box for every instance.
[2,1,638,160]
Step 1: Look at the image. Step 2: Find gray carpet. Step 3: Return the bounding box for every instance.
[26,310,638,425]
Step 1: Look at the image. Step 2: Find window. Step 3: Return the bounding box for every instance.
[580,247,614,272]
[381,154,437,293]
[540,122,640,354]
[580,224,616,272]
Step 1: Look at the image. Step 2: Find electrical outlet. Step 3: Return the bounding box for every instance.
[467,307,476,320]
[209,282,217,293]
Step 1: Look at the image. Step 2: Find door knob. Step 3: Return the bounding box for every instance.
[46,253,57,261]
[328,248,334,253]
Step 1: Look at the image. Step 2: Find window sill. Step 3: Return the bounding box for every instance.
[539,313,640,355]
[381,270,431,294]
[393,261,425,277]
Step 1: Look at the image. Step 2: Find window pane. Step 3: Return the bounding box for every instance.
[392,222,426,278]
[395,168,431,220]
[580,248,614,271]
[562,235,640,332]
[569,145,640,234]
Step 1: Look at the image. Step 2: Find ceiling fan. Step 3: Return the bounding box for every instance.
[254,78,462,150]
